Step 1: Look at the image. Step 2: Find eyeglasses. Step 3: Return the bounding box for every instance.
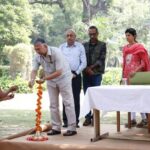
[89,33,97,36]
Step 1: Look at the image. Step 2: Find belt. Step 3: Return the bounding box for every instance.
[71,71,78,76]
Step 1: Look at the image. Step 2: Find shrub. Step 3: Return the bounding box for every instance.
[9,43,33,80]
[102,67,122,85]
[0,75,46,93]
[0,76,30,93]
[0,66,10,77]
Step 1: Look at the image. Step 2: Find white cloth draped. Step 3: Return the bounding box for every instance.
[80,85,150,118]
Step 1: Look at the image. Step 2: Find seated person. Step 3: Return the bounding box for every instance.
[0,86,18,102]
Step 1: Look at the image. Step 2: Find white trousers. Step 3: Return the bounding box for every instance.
[47,82,76,131]
[131,112,146,120]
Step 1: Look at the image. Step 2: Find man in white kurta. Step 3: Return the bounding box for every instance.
[28,38,77,136]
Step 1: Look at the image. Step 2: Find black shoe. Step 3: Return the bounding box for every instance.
[47,129,61,135]
[63,130,77,136]
[83,118,91,126]
[136,119,148,128]
[125,119,137,128]
[76,124,80,128]
[62,124,68,128]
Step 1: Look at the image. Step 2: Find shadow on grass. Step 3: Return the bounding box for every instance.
[0,109,50,138]
[0,110,142,138]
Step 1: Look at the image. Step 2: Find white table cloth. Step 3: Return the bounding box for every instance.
[80,85,150,118]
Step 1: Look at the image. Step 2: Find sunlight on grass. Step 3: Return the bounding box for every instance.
[0,109,50,138]
[0,110,142,138]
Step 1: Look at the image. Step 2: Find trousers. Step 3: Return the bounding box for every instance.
[47,81,76,131]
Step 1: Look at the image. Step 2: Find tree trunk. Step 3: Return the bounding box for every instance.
[28,0,72,26]
[29,0,109,25]
[82,0,108,25]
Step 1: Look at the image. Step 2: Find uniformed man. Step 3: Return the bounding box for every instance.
[28,38,77,136]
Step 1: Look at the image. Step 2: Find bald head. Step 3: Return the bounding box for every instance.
[65,29,76,46]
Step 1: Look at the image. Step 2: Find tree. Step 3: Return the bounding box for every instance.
[29,0,72,25]
[107,0,150,48]
[91,0,150,64]
[30,0,84,46]
[29,0,112,25]
[82,0,111,24]
[0,0,33,50]
[31,4,70,46]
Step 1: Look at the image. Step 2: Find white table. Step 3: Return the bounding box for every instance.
[80,85,150,142]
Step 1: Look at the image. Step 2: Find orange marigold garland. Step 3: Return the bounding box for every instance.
[27,83,48,141]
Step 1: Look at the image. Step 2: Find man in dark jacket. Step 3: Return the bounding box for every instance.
[82,26,107,126]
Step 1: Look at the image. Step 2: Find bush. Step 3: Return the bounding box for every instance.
[0,66,10,77]
[0,76,30,93]
[0,67,122,93]
[0,75,46,93]
[0,65,47,93]
[102,67,122,85]
[8,43,33,80]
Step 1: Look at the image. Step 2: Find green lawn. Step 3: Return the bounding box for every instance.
[0,109,142,139]
[0,109,50,138]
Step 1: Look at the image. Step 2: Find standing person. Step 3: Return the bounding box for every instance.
[28,38,77,136]
[122,28,150,128]
[0,86,18,102]
[82,26,107,126]
[60,29,87,128]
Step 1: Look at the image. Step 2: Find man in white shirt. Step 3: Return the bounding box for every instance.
[28,38,77,136]
[60,29,87,127]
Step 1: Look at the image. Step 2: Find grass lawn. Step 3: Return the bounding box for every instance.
[0,109,50,138]
[0,109,142,139]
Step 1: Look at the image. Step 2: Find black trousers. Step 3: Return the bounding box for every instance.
[63,74,81,125]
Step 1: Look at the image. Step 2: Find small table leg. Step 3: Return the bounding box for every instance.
[128,112,131,129]
[117,111,120,132]
[148,113,150,133]
[91,109,109,142]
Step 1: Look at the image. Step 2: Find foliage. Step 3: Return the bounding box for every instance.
[8,43,33,80]
[0,67,122,92]
[107,0,150,49]
[1,45,14,65]
[0,65,10,77]
[0,75,46,93]
[0,75,30,93]
[1,0,150,73]
[102,67,122,85]
[90,0,150,65]
[0,0,33,51]
[30,0,83,46]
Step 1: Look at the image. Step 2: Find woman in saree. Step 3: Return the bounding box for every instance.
[122,28,150,128]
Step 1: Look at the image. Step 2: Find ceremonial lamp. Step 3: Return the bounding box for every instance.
[27,81,48,141]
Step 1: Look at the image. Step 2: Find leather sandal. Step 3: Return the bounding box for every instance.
[63,130,77,136]
[47,129,61,135]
